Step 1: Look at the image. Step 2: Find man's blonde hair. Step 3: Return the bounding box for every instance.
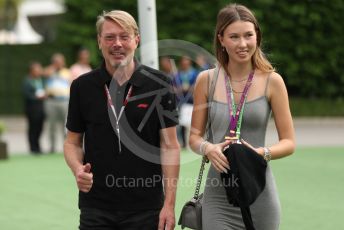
[96,10,139,36]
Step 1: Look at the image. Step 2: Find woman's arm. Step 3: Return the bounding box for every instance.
[265,72,296,159]
[189,70,230,173]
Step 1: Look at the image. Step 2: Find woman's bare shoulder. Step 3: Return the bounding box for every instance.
[198,68,215,81]
[194,68,216,97]
[195,68,216,86]
[269,71,286,86]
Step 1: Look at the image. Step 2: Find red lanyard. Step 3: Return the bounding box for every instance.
[104,84,133,152]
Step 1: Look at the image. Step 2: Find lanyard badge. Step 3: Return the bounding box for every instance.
[104,84,133,152]
[224,70,254,143]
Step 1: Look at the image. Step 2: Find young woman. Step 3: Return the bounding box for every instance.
[189,4,295,230]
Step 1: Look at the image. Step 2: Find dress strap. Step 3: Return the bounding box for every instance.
[264,72,273,97]
[207,67,219,102]
[205,66,220,143]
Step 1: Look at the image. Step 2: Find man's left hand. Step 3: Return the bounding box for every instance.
[158,204,175,230]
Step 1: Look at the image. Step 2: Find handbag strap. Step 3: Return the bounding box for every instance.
[193,66,219,199]
[193,156,208,199]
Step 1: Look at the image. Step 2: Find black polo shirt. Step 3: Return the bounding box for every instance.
[66,61,178,210]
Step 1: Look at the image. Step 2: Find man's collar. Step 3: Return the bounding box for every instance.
[128,59,145,87]
[97,61,112,86]
[97,58,145,87]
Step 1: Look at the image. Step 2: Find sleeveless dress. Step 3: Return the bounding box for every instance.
[202,76,281,229]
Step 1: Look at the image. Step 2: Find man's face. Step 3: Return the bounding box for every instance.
[98,20,139,71]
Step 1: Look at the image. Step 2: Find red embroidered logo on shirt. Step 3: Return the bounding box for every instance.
[137,103,149,108]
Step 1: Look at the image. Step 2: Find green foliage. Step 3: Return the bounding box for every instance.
[0,0,20,30]
[241,0,344,98]
[57,0,226,65]
[56,0,138,66]
[0,121,5,135]
[57,0,344,99]
[1,0,343,115]
[0,43,73,114]
[290,97,344,117]
[155,0,224,51]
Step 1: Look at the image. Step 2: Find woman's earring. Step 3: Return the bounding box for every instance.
[222,46,225,52]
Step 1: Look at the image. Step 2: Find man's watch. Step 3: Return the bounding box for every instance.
[263,147,272,162]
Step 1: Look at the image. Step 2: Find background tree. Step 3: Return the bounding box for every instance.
[1,0,343,114]
[0,0,20,30]
[58,0,344,98]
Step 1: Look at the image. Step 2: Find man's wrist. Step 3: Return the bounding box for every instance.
[71,163,82,176]
[163,198,176,208]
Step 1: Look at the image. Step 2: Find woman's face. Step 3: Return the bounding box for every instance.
[219,20,257,64]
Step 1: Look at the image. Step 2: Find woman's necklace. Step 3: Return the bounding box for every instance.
[231,87,244,94]
[224,69,255,141]
[231,77,249,83]
[228,74,249,93]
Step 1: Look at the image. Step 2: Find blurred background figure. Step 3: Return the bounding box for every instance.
[175,55,198,105]
[44,53,71,153]
[159,56,177,78]
[22,61,46,154]
[195,54,211,71]
[174,55,198,148]
[70,47,92,81]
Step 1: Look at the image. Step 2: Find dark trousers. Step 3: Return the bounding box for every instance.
[25,104,45,153]
[177,125,187,148]
[79,208,160,230]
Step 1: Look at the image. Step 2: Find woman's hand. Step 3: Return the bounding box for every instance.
[240,139,264,157]
[204,140,231,173]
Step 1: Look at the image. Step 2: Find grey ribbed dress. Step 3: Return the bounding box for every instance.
[202,94,281,229]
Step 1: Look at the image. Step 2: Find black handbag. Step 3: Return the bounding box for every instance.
[178,157,207,230]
